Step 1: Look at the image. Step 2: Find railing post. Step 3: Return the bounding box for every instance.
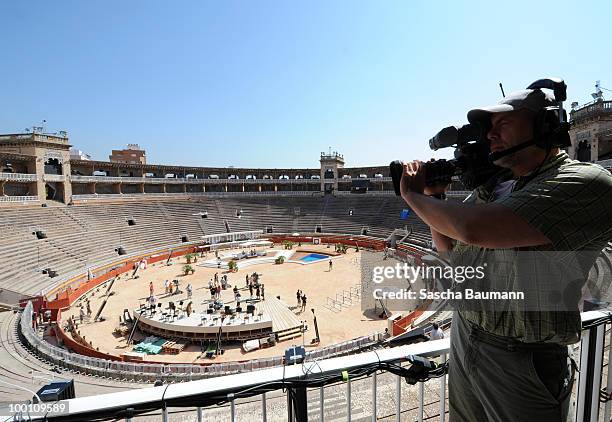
[395,374,401,422]
[371,371,377,421]
[347,376,352,422]
[605,327,612,422]
[229,393,236,422]
[320,385,325,422]
[439,353,447,422]
[418,382,424,422]
[262,392,267,422]
[287,387,307,422]
[161,406,168,422]
[576,324,605,422]
[196,406,202,422]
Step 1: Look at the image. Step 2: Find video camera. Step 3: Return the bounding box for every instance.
[390,78,570,193]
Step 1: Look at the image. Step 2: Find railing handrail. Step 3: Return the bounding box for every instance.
[20,306,612,421]
[0,195,38,202]
[0,172,37,180]
[70,175,322,183]
[71,191,323,200]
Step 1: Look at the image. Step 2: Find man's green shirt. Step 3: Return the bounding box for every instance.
[454,152,612,344]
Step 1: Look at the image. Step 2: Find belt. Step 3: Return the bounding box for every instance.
[469,326,566,352]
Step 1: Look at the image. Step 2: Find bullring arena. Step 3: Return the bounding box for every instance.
[0,140,610,421]
[61,243,390,364]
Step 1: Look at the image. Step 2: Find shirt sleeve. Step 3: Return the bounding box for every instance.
[495,164,612,251]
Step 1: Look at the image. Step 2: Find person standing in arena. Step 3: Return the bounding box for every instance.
[400,87,612,421]
[429,322,444,341]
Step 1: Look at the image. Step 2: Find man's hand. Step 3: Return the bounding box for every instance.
[400,161,426,197]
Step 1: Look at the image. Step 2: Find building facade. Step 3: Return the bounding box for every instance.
[0,133,395,205]
[109,144,147,165]
[568,98,612,162]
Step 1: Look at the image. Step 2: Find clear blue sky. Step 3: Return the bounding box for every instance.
[1,0,610,168]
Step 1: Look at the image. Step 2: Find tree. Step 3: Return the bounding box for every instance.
[228,260,238,272]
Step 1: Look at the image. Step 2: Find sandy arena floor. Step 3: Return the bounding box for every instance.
[62,245,391,363]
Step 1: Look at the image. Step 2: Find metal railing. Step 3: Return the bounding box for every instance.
[70,190,473,201]
[70,175,321,184]
[336,177,392,182]
[69,175,392,185]
[0,172,37,182]
[570,100,612,121]
[0,195,38,202]
[14,308,612,422]
[71,191,321,201]
[43,174,66,182]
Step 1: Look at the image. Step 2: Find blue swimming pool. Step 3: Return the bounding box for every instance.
[300,253,330,262]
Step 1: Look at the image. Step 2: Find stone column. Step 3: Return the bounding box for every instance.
[35,157,46,201]
[62,158,73,203]
[62,181,72,204]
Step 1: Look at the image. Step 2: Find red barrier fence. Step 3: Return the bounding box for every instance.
[45,244,201,310]
[391,300,433,336]
[55,308,123,361]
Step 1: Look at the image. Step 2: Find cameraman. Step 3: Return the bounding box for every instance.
[400,88,612,421]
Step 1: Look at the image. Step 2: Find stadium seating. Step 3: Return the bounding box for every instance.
[6,193,609,301]
[0,195,438,296]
